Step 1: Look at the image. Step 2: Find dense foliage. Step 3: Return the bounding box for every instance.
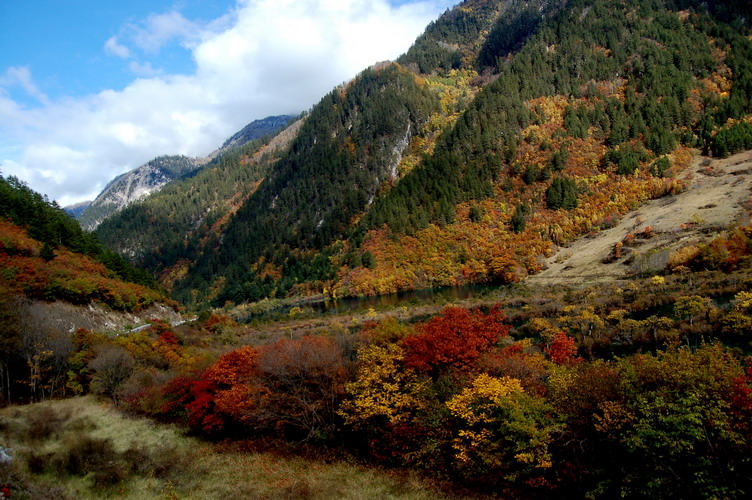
[6,222,752,497]
[398,0,502,73]
[32,272,751,498]
[0,176,174,408]
[90,0,752,307]
[0,175,156,289]
[176,64,438,304]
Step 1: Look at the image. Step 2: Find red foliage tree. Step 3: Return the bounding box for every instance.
[402,305,509,375]
[730,360,752,441]
[160,373,223,434]
[205,346,258,388]
[545,331,580,365]
[149,318,180,345]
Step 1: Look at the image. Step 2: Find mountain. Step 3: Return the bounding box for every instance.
[95,117,305,289]
[77,155,203,230]
[96,0,752,307]
[209,114,298,158]
[63,200,91,218]
[77,115,298,231]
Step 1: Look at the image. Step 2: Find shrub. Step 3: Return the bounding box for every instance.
[88,346,135,402]
[402,305,510,375]
[57,435,118,476]
[24,405,69,442]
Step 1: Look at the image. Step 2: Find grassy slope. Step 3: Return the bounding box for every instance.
[531,149,752,284]
[0,397,462,500]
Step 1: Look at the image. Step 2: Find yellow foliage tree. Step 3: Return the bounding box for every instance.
[446,373,556,482]
[339,343,426,428]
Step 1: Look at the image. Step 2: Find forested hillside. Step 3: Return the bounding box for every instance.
[0,175,175,405]
[94,0,752,307]
[78,155,202,231]
[96,119,303,291]
[176,65,439,304]
[0,175,159,297]
[339,0,752,296]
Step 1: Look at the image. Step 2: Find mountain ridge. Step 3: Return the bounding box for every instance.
[94,0,752,307]
[76,114,298,230]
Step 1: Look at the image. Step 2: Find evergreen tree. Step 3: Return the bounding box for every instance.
[546,177,578,210]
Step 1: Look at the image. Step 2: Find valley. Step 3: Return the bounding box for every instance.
[2,0,752,498]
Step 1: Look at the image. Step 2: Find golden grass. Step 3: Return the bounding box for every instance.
[0,397,461,499]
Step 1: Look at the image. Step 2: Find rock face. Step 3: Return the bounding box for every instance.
[208,114,297,158]
[64,200,91,218]
[77,155,202,230]
[77,116,297,231]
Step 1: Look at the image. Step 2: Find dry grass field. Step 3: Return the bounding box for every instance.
[0,397,462,499]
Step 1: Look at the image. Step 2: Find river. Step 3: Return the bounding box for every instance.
[305,282,502,315]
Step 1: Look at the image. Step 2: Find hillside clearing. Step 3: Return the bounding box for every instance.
[529,149,752,285]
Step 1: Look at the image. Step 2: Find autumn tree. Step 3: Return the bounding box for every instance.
[674,295,714,345]
[722,291,752,339]
[203,346,264,428]
[402,305,509,375]
[446,373,557,485]
[88,345,135,403]
[0,283,22,403]
[545,332,579,365]
[255,336,348,440]
[596,345,749,498]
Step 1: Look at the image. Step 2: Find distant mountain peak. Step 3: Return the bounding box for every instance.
[64,200,92,218]
[77,155,201,230]
[210,114,298,159]
[77,115,299,231]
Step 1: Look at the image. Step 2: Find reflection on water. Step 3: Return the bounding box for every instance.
[308,283,500,315]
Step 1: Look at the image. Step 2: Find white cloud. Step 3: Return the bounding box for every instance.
[0,0,453,206]
[130,10,201,53]
[104,36,132,59]
[128,60,163,77]
[0,67,50,105]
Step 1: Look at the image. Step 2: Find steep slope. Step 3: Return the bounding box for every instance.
[529,149,752,284]
[337,0,752,296]
[97,0,752,306]
[81,115,298,232]
[209,114,297,158]
[78,155,202,230]
[96,117,305,290]
[0,175,167,309]
[213,0,752,302]
[177,64,439,304]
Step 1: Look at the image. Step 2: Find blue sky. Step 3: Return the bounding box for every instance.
[0,0,454,205]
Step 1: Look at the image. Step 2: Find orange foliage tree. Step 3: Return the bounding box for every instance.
[402,305,509,375]
[545,332,580,365]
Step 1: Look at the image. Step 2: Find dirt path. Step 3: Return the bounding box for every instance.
[528,150,752,285]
